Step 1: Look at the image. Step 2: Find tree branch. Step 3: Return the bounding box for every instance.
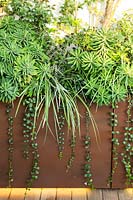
[102,0,122,29]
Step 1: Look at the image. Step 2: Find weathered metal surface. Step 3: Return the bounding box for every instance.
[112,101,132,188]
[0,100,130,188]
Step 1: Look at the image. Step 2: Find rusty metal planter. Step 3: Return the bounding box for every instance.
[0,100,132,188]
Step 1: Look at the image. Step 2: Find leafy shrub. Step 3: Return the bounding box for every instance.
[0,16,80,133]
[5,0,53,31]
[0,0,8,7]
[53,26,132,106]
[0,12,132,117]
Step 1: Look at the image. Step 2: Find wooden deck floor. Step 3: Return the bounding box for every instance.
[0,188,132,200]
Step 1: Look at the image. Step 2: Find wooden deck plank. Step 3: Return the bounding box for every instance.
[118,189,133,200]
[0,188,132,200]
[57,188,71,200]
[71,189,87,200]
[25,188,42,200]
[9,188,26,200]
[103,189,119,200]
[0,188,11,200]
[41,188,56,200]
[87,189,103,200]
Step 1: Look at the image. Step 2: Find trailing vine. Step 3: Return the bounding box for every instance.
[22,98,36,159]
[66,135,76,172]
[23,97,40,188]
[57,106,65,160]
[83,111,93,188]
[22,111,31,160]
[6,103,14,187]
[83,135,93,188]
[108,104,120,186]
[26,130,40,188]
[122,96,133,186]
[111,104,119,175]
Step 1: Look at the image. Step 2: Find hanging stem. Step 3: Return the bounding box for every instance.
[122,95,133,186]
[6,103,14,187]
[66,135,76,172]
[108,103,119,187]
[57,105,65,160]
[83,111,93,188]
[23,97,40,189]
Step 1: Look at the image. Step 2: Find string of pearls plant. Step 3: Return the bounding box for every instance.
[122,96,133,186]
[83,135,93,188]
[57,106,65,160]
[6,103,14,187]
[108,104,120,185]
[23,97,40,188]
[83,111,93,188]
[66,135,76,172]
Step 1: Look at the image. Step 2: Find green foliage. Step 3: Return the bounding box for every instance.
[23,96,40,188]
[6,103,14,187]
[56,0,105,32]
[0,0,8,7]
[66,135,76,172]
[67,48,82,70]
[83,135,93,188]
[5,0,53,31]
[14,54,37,85]
[0,13,132,131]
[83,0,104,5]
[57,0,83,33]
[108,107,120,185]
[0,16,80,135]
[122,97,133,186]
[0,17,42,100]
[57,26,132,106]
[57,107,65,160]
[0,78,19,102]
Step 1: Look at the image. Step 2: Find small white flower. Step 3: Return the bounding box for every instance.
[66,44,77,51]
[7,5,13,12]
[14,15,20,21]
[58,30,66,39]
[84,182,87,185]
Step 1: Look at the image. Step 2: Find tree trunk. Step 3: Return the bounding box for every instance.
[102,0,122,29]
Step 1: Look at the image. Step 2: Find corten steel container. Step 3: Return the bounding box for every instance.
[0,99,132,188]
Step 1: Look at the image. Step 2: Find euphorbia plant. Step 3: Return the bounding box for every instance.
[0,15,84,188]
[55,26,132,106]
[0,16,81,136]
